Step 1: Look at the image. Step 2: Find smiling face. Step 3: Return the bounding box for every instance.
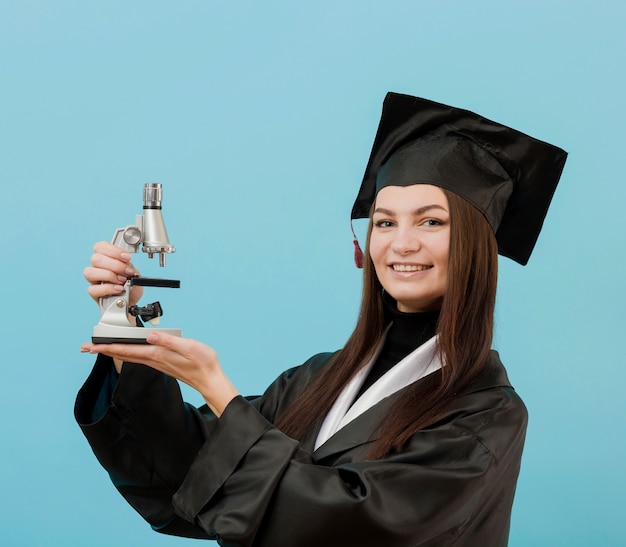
[369,184,450,313]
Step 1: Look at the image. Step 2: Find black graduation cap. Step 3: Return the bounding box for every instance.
[351,93,567,265]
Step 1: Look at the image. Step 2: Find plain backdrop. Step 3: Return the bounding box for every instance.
[1,1,624,545]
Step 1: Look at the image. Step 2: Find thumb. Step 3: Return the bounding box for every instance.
[146,331,181,348]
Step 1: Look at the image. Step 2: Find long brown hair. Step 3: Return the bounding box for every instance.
[276,189,498,458]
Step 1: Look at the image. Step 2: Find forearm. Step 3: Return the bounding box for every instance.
[199,368,240,417]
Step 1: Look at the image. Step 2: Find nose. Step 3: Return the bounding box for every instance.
[390,225,421,255]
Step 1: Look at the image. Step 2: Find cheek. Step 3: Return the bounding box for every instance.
[367,235,387,270]
[433,234,450,266]
[437,247,450,268]
[436,243,450,288]
[367,234,381,261]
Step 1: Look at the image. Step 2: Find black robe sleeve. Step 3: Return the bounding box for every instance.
[75,354,215,538]
[75,352,527,547]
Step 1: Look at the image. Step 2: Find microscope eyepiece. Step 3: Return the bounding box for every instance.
[142,183,175,266]
[143,183,163,209]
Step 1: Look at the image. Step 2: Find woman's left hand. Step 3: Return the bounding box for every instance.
[81,332,239,417]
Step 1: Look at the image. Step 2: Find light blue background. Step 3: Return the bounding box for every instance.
[1,1,624,545]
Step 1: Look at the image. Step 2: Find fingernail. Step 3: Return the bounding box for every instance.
[146,333,159,343]
[117,275,127,283]
[114,285,125,292]
[120,252,132,260]
[125,267,135,275]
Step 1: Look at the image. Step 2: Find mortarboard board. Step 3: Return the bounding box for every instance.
[351,93,567,265]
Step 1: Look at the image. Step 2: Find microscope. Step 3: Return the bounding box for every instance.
[92,183,182,343]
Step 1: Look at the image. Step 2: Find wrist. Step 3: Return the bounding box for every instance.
[202,373,239,418]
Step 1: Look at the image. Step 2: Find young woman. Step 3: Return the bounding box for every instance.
[76,93,567,546]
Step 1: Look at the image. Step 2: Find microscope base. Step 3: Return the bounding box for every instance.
[92,324,182,344]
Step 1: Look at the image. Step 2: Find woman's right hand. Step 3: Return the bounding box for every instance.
[84,241,144,308]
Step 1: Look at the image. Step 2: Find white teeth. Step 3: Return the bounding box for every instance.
[392,264,431,272]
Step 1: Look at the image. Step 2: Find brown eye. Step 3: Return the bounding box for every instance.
[374,220,394,228]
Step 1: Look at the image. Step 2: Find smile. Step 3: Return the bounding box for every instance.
[391,264,433,272]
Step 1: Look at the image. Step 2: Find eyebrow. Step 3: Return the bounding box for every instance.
[373,204,449,216]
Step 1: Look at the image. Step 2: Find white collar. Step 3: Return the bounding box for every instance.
[314,334,442,451]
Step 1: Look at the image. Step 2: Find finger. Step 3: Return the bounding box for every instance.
[145,332,202,358]
[146,332,217,363]
[87,342,161,363]
[145,331,181,348]
[87,282,126,301]
[91,253,139,278]
[80,342,117,354]
[84,265,129,285]
[93,241,134,262]
[145,332,190,360]
[80,343,93,353]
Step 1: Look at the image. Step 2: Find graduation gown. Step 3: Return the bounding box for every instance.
[75,346,527,546]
